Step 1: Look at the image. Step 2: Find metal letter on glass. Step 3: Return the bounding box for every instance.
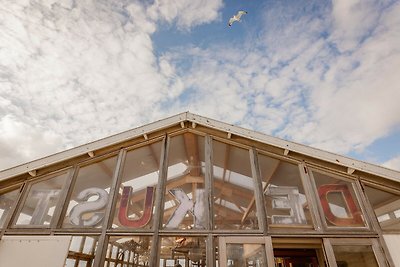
[69,187,108,226]
[118,186,154,228]
[30,189,60,225]
[165,188,206,229]
[266,185,307,225]
[318,184,363,226]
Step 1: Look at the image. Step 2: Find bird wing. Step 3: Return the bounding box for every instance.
[236,10,247,19]
[228,17,236,26]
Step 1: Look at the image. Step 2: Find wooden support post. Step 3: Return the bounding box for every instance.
[150,135,169,267]
[93,149,126,267]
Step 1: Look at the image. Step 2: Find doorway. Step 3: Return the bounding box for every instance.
[274,249,320,267]
[219,237,327,267]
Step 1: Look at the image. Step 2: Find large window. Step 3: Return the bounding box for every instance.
[163,133,206,230]
[0,186,20,228]
[160,236,207,266]
[325,239,385,267]
[14,171,68,226]
[111,142,162,230]
[212,141,258,230]
[310,170,367,228]
[363,184,400,231]
[63,156,118,228]
[105,236,152,267]
[258,154,313,229]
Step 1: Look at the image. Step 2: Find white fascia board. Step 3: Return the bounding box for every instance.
[186,113,400,183]
[0,112,188,181]
[1,111,399,184]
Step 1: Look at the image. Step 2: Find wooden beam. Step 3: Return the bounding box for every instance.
[183,133,201,176]
[241,160,280,224]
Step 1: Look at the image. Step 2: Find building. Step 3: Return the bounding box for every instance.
[0,112,399,267]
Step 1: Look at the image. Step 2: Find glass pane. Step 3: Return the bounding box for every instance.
[226,243,267,267]
[0,187,19,228]
[163,134,206,230]
[15,172,68,226]
[65,258,75,267]
[63,156,118,228]
[332,245,379,267]
[64,235,98,267]
[363,185,400,230]
[112,142,162,229]
[105,236,152,267]
[259,155,313,228]
[160,236,206,266]
[312,170,366,227]
[213,141,258,230]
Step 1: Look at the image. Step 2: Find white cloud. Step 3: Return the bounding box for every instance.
[0,115,64,170]
[164,0,400,157]
[382,156,400,172]
[0,0,223,170]
[148,0,223,30]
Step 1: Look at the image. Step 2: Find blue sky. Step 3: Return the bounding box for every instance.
[0,0,400,172]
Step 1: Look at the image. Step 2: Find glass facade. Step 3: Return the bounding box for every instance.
[332,245,379,267]
[212,141,258,230]
[63,156,118,228]
[112,142,162,230]
[311,170,367,228]
[0,187,19,228]
[15,171,68,226]
[363,184,400,231]
[259,154,313,229]
[0,129,397,267]
[163,134,206,230]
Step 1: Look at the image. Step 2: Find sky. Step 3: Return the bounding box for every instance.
[0,0,400,172]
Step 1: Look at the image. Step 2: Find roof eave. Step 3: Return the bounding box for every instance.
[1,111,399,183]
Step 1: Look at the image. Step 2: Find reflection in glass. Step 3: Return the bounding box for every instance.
[65,236,98,267]
[63,156,117,228]
[163,134,206,230]
[332,245,379,267]
[226,243,267,267]
[259,155,312,228]
[160,236,207,266]
[363,185,400,230]
[105,236,152,267]
[15,172,68,226]
[112,142,162,229]
[213,141,258,230]
[0,187,19,228]
[312,171,366,227]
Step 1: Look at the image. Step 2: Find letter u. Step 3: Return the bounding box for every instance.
[118,186,154,228]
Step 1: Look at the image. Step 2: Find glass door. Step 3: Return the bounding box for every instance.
[219,237,328,267]
[219,236,275,267]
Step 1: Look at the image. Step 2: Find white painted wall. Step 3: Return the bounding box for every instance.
[384,235,400,267]
[0,236,71,267]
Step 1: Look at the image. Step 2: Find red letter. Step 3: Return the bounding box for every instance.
[318,184,363,226]
[118,186,154,228]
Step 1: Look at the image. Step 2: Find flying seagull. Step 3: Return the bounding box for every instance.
[228,11,247,27]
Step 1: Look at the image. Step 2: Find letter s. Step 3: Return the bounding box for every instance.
[69,188,108,226]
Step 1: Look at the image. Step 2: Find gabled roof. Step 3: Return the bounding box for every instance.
[1,112,399,183]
